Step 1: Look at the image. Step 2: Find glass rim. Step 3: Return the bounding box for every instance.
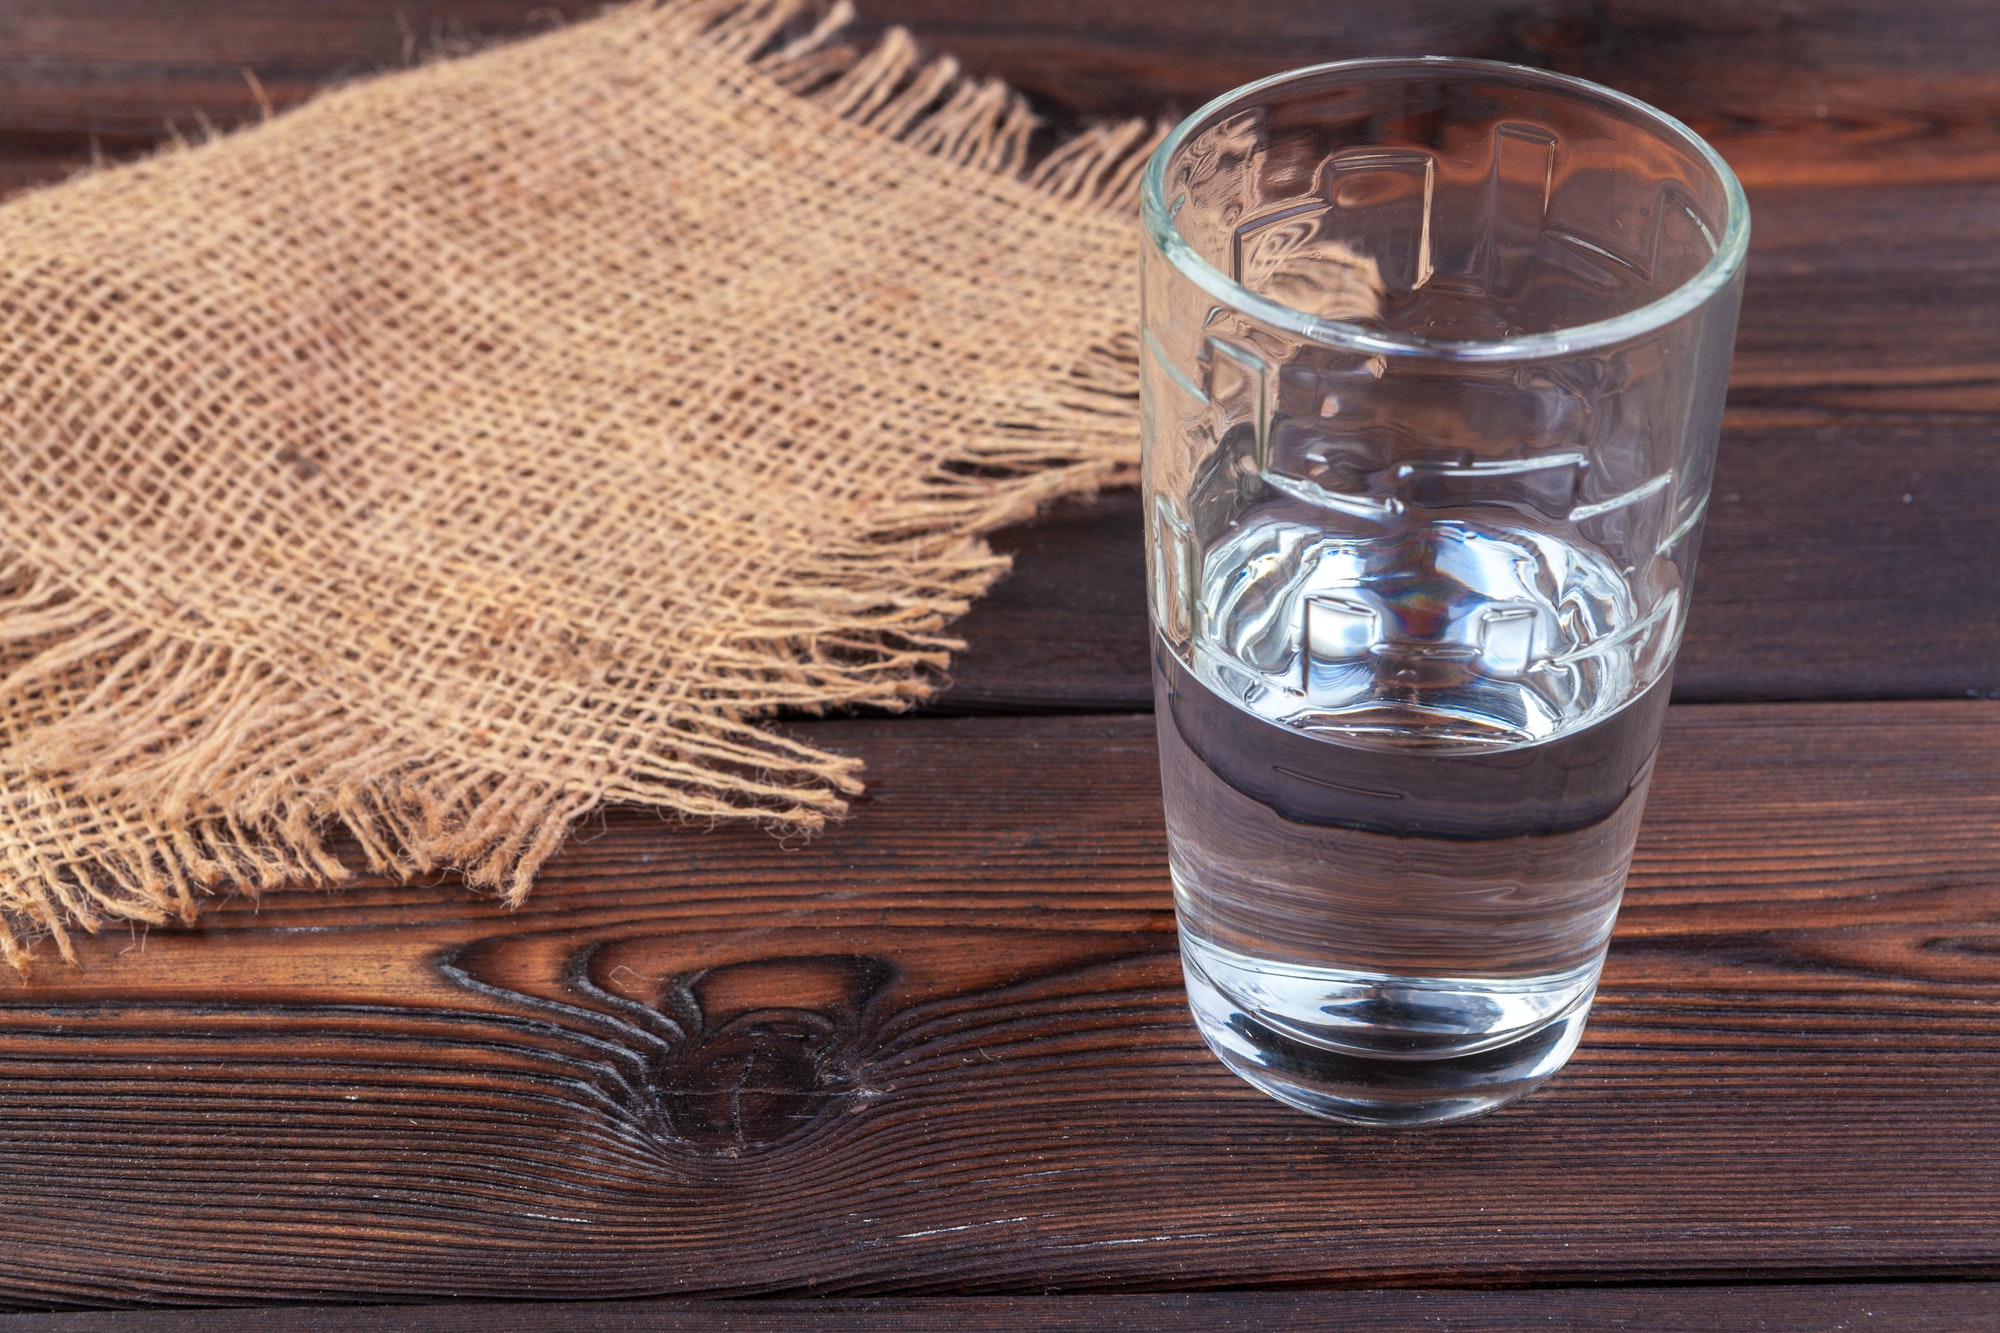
[1139,56,1751,362]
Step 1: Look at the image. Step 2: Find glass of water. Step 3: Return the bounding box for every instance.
[1140,59,1748,1126]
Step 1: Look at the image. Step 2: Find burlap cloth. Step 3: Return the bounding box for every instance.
[0,0,1159,964]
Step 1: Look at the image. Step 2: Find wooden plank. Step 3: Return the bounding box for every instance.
[0,703,1995,1304]
[5,1284,1997,1330]
[1675,414,2000,700]
[5,4,1999,411]
[1730,181,2000,414]
[942,416,2000,711]
[0,2,581,144]
[7,154,1989,415]
[860,0,2000,195]
[3,0,1998,182]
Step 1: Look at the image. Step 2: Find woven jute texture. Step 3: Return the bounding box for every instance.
[0,0,1160,964]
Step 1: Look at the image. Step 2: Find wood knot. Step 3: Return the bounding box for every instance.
[648,954,891,1154]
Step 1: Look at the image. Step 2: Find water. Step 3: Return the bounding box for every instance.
[1155,501,1674,1125]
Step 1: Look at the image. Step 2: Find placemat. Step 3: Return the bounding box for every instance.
[0,0,1155,962]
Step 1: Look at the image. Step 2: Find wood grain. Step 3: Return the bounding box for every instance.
[4,0,1998,186]
[866,0,2000,210]
[942,416,2000,711]
[0,704,1994,1306]
[1729,181,2000,414]
[6,1284,1997,1331]
[0,2,580,142]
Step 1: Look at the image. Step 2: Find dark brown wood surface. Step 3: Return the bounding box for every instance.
[6,1284,1999,1331]
[0,704,1997,1305]
[0,0,1995,1320]
[947,414,2000,711]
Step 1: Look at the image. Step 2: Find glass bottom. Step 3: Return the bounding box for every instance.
[1182,944,1596,1127]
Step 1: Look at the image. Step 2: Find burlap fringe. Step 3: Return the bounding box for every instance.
[0,0,1155,965]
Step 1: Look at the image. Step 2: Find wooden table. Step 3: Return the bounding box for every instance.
[2,2,1997,1328]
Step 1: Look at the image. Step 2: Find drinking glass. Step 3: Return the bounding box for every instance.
[1140,59,1747,1125]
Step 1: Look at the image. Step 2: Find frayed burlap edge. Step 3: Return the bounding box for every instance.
[0,0,1156,966]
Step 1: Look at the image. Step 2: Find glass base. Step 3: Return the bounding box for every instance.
[1182,949,1595,1127]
